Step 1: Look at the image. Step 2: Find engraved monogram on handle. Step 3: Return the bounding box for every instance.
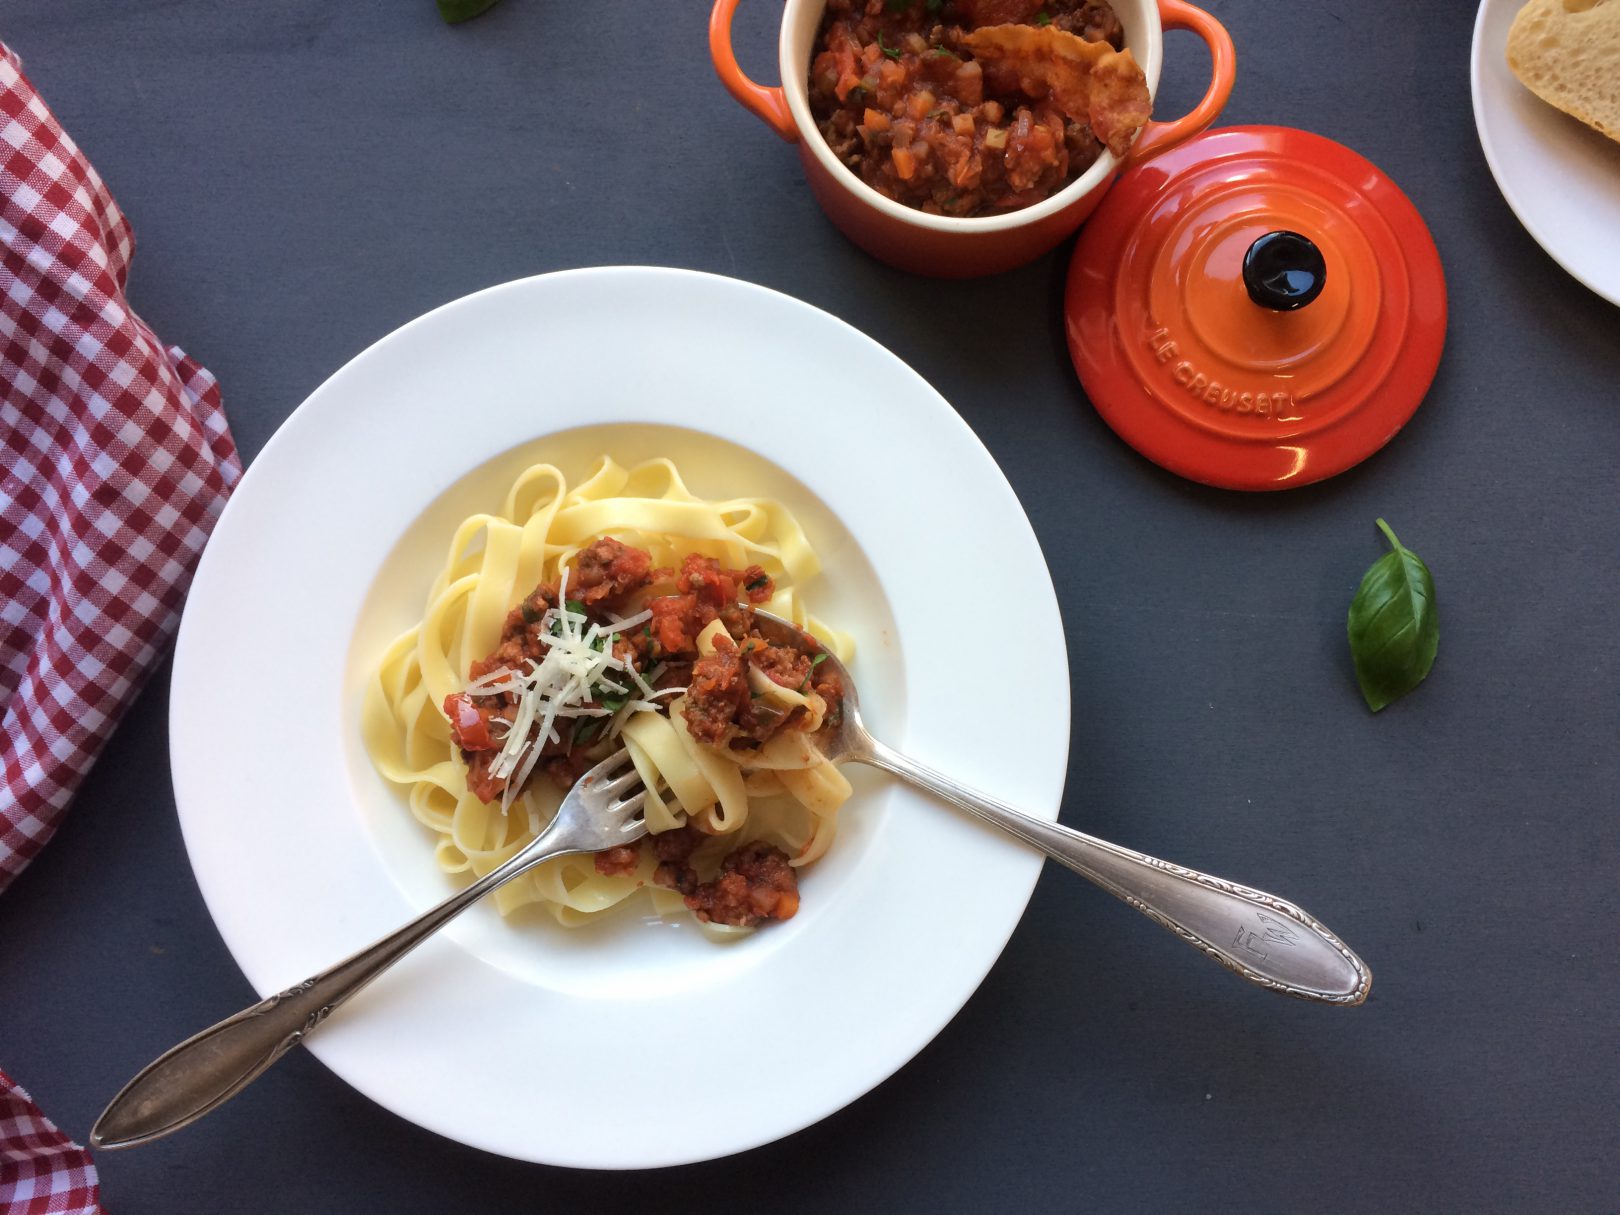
[748,612,1371,1006]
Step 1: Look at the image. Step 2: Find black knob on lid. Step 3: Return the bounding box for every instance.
[1242,230,1327,311]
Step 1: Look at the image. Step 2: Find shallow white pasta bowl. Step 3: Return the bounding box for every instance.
[169,266,1069,1167]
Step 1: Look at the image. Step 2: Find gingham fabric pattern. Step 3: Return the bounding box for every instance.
[2,39,243,1202]
[0,41,242,890]
[0,1069,101,1215]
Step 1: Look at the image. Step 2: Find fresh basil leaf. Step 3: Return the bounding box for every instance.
[879,31,901,60]
[1347,518,1439,712]
[564,599,588,617]
[437,0,499,24]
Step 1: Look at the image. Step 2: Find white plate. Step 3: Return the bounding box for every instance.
[170,267,1069,1168]
[1472,0,1620,306]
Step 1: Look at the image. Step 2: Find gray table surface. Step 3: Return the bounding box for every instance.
[3,1,1617,1212]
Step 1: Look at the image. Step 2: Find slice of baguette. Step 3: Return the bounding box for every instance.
[1506,0,1620,143]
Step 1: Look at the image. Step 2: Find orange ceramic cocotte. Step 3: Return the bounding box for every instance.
[1065,126,1448,491]
[710,0,1236,278]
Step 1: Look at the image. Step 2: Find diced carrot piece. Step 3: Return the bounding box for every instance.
[907,89,936,119]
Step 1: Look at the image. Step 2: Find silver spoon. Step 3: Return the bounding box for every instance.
[95,613,1367,1150]
[91,749,649,1150]
[749,610,1371,1005]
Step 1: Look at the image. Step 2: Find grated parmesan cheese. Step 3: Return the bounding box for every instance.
[469,582,684,812]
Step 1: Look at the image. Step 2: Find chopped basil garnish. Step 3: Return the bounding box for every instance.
[1035,11,1052,24]
[564,599,587,616]
[799,652,831,692]
[573,717,607,745]
[878,31,901,59]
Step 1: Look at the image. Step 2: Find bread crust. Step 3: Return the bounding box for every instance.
[1506,0,1620,143]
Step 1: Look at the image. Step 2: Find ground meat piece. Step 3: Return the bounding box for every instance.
[652,825,705,894]
[651,659,692,693]
[683,644,751,745]
[570,537,652,609]
[811,669,845,729]
[752,642,811,689]
[593,844,642,877]
[460,752,507,805]
[539,745,595,792]
[1052,1,1123,47]
[469,632,531,682]
[653,826,703,864]
[491,582,558,650]
[684,842,800,927]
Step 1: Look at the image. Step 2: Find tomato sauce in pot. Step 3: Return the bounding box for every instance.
[809,0,1135,217]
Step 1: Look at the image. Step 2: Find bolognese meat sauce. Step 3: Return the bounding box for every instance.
[440,538,841,928]
[810,0,1138,216]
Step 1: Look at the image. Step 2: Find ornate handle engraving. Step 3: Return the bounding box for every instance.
[862,739,1370,1005]
[93,815,580,1149]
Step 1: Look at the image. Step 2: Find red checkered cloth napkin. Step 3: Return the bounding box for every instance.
[1,40,243,1210]
[1,1070,100,1214]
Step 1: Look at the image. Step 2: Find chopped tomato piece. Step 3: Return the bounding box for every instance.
[444,693,495,751]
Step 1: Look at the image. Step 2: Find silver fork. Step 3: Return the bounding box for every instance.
[91,748,647,1151]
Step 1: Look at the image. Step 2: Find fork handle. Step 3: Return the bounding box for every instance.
[91,830,575,1150]
[860,739,1370,1005]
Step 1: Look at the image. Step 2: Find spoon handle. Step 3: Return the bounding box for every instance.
[860,739,1370,1005]
[90,830,569,1150]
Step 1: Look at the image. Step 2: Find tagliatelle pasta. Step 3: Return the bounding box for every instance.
[362,456,854,930]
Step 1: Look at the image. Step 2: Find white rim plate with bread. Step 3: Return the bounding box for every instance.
[1472,0,1620,306]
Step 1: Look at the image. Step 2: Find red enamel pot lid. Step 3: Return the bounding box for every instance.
[1065,125,1447,491]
